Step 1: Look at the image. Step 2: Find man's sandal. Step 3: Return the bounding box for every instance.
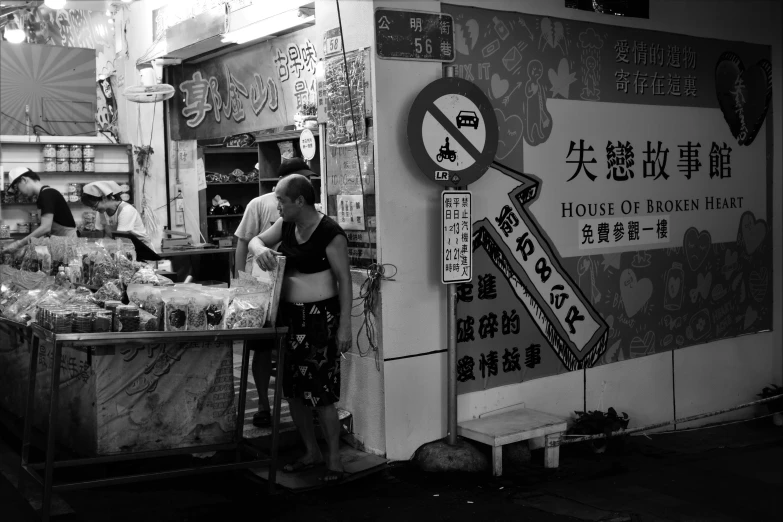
[283,460,324,473]
[252,411,271,428]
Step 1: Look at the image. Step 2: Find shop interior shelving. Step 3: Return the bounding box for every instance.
[0,136,133,238]
[198,128,323,245]
[199,146,260,245]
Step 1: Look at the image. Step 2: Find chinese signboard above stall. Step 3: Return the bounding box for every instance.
[168,26,318,141]
[375,8,455,62]
[443,3,773,394]
[407,76,498,187]
[442,191,473,284]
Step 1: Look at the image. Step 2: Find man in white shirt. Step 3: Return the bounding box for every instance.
[234,158,312,427]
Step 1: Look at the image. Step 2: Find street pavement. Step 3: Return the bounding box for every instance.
[1,414,781,521]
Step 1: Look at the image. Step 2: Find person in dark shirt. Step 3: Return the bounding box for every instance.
[249,172,352,484]
[1,167,76,253]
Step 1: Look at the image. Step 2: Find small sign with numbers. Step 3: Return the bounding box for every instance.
[323,27,343,58]
[442,190,472,284]
[375,8,455,63]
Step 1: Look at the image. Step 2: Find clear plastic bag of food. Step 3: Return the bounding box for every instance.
[225,289,269,329]
[162,289,189,332]
[89,245,117,287]
[128,283,164,321]
[66,285,94,306]
[34,245,52,274]
[117,256,143,287]
[91,279,124,307]
[187,291,209,331]
[202,288,230,330]
[129,266,160,286]
[138,308,160,331]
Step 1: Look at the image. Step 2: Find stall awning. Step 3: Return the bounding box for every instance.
[137,2,315,67]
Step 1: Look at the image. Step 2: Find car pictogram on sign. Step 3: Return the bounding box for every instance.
[456,110,480,129]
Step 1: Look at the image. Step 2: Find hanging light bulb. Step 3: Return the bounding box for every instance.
[44,0,67,9]
[4,22,26,44]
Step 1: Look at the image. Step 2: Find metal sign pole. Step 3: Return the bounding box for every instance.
[444,65,458,446]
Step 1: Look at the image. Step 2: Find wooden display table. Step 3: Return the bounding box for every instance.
[458,408,567,477]
[19,325,288,522]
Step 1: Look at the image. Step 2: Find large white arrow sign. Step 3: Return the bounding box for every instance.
[470,162,608,370]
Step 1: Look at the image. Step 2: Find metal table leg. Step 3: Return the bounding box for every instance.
[41,339,62,522]
[19,333,40,496]
[235,339,251,456]
[268,333,286,494]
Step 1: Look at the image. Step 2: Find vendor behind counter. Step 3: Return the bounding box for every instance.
[80,181,155,252]
[1,167,77,254]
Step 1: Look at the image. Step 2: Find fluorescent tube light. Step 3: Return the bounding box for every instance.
[4,25,25,44]
[221,8,315,45]
[44,0,66,9]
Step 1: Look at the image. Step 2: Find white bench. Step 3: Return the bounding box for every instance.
[458,408,568,476]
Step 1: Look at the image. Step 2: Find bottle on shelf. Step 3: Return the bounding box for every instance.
[55,266,68,286]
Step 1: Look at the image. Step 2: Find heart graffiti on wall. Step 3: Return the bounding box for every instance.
[715,52,772,147]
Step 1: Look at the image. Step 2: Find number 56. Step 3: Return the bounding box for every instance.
[415,37,432,55]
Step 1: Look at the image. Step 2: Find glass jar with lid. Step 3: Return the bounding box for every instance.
[56,144,69,159]
[82,144,95,159]
[70,144,83,159]
[0,225,10,239]
[43,144,56,159]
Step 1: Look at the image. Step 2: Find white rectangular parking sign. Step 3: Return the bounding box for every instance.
[442,190,472,284]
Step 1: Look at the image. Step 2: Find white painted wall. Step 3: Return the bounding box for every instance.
[116,0,172,248]
[372,0,783,460]
[316,0,386,456]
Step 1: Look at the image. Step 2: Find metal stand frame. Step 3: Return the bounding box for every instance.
[18,325,288,522]
[0,317,31,357]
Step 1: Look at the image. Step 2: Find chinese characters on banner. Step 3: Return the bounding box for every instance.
[565,139,734,183]
[337,194,366,231]
[578,215,670,250]
[169,26,318,141]
[444,4,773,394]
[442,191,472,284]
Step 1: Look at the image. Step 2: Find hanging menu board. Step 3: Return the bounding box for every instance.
[375,8,455,63]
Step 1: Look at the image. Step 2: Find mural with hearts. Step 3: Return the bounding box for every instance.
[560,210,772,365]
[447,4,773,393]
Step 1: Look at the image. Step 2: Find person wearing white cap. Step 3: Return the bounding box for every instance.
[81,181,154,251]
[1,167,77,252]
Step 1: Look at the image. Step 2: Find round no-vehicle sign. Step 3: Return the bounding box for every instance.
[407,77,498,187]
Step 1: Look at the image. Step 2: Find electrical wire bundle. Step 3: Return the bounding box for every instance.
[352,262,397,370]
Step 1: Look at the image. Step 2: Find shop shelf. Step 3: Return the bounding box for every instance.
[207,214,244,219]
[203,147,258,154]
[32,171,130,176]
[206,182,259,186]
[1,201,90,206]
[258,176,320,181]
